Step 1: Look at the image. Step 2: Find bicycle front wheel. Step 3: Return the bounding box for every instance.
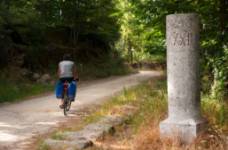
[66,100,71,111]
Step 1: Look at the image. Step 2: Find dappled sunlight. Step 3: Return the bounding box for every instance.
[50,111,66,117]
[65,113,77,117]
[0,122,25,129]
[35,121,58,126]
[0,131,20,142]
[94,141,131,150]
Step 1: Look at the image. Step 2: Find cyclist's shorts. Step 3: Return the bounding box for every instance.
[55,80,77,101]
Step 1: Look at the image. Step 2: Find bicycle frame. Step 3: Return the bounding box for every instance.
[62,81,71,116]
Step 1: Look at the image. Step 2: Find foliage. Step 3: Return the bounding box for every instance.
[0,0,121,70]
[116,0,228,100]
[0,0,129,103]
[0,0,227,101]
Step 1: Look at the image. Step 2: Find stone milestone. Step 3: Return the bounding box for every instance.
[160,13,206,143]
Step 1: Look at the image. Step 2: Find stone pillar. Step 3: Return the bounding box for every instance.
[160,13,206,143]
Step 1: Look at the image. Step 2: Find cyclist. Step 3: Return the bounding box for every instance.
[55,54,79,108]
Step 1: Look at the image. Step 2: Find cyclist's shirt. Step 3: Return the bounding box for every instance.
[59,60,74,78]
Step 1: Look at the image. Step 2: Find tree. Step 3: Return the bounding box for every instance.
[116,0,228,99]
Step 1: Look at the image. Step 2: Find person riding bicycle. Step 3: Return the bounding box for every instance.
[55,54,79,108]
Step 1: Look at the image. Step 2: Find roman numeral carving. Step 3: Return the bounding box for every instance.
[172,32,192,46]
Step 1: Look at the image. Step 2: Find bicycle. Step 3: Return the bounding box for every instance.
[62,81,72,116]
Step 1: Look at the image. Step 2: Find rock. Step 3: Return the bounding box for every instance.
[38,74,51,83]
[21,68,31,77]
[44,112,133,149]
[99,116,123,126]
[83,124,113,140]
[32,73,40,80]
[20,68,34,80]
[45,137,93,150]
[64,131,86,141]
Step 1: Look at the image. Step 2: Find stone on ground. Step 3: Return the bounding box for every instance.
[45,115,124,149]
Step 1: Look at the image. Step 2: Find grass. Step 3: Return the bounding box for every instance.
[125,80,167,132]
[83,84,149,125]
[38,77,227,150]
[44,79,157,148]
[88,78,227,150]
[202,95,228,131]
[38,142,50,150]
[0,79,53,103]
[51,131,66,140]
[129,80,227,150]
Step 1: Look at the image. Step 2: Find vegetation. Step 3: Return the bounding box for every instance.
[0,0,136,103]
[0,80,52,103]
[135,81,226,150]
[0,0,227,102]
[41,78,227,150]
[116,0,228,100]
[84,79,227,150]
[0,0,226,149]
[0,0,120,70]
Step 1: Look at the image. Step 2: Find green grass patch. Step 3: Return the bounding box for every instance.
[79,78,168,133]
[51,131,66,140]
[37,142,50,150]
[81,78,228,133]
[202,95,228,131]
[83,84,149,125]
[123,79,228,133]
[0,79,53,103]
[124,80,168,132]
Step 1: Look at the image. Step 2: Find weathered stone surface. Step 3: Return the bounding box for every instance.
[100,116,123,126]
[38,74,51,83]
[160,13,206,143]
[45,115,124,149]
[32,73,40,80]
[20,68,32,77]
[45,138,92,150]
[85,124,115,140]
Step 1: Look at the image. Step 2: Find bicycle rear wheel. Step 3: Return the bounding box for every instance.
[63,97,68,116]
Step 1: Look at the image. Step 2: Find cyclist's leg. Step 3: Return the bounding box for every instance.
[67,80,76,101]
[56,80,63,98]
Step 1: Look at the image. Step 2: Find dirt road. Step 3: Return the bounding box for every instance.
[0,71,162,150]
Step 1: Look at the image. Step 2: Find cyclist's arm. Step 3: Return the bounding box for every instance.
[73,64,79,81]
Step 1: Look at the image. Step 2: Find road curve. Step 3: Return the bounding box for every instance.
[0,71,162,150]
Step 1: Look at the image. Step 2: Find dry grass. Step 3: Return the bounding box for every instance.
[89,79,227,150]
[134,124,182,150]
[36,78,227,150]
[133,122,227,150]
[92,117,227,150]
